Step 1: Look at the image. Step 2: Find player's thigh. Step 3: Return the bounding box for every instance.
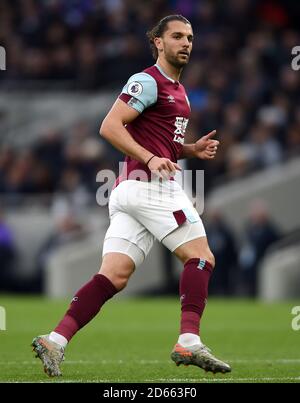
[162,219,215,266]
[102,211,155,269]
[124,179,201,243]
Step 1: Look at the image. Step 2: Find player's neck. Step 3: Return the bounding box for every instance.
[156,59,182,82]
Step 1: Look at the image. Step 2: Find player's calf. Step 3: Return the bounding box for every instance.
[179,258,213,334]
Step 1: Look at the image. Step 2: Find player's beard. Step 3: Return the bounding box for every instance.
[164,48,190,69]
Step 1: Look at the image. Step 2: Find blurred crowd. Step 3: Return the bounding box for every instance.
[0,121,122,205]
[0,0,299,196]
[0,0,299,90]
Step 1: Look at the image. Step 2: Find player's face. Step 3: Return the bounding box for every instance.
[157,21,193,68]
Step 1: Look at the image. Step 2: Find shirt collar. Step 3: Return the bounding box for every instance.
[155,63,178,84]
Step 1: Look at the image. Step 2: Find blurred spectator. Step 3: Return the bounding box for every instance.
[0,146,15,191]
[1,150,38,205]
[238,200,281,296]
[34,129,64,187]
[205,209,238,295]
[248,123,283,168]
[286,124,300,157]
[0,209,16,291]
[52,167,91,217]
[35,211,87,292]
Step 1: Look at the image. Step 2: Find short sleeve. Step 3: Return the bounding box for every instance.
[119,72,158,113]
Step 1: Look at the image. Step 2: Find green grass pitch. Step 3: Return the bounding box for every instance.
[0,295,299,383]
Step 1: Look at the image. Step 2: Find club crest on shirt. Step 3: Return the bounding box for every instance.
[128,81,143,96]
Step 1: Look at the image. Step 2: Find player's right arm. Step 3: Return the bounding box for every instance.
[100,98,153,165]
[100,74,181,178]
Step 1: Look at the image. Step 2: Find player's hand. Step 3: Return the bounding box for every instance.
[194,130,219,160]
[147,156,182,179]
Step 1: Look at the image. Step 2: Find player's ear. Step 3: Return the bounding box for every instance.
[154,37,163,53]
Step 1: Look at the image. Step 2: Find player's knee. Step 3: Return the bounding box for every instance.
[99,270,131,291]
[114,274,130,291]
[99,253,135,291]
[207,252,215,269]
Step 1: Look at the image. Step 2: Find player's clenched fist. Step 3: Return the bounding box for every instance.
[194,130,220,160]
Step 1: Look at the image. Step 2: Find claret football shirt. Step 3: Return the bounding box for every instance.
[116,63,191,186]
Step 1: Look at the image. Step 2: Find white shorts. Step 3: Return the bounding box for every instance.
[102,179,206,267]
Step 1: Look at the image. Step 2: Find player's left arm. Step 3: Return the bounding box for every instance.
[180,130,219,160]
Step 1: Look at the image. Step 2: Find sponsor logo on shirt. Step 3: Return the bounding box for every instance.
[173,116,189,145]
[167,95,175,103]
[128,81,143,96]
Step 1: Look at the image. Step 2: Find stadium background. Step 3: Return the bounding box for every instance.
[0,0,300,383]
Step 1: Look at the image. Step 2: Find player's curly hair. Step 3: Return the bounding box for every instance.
[146,15,191,60]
